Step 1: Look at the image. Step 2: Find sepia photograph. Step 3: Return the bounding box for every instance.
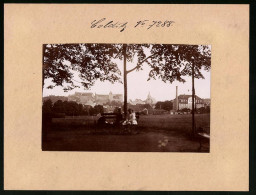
[42,43,211,152]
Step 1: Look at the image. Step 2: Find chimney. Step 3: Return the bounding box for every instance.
[176,86,179,111]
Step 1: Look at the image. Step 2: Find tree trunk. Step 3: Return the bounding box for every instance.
[192,63,195,136]
[123,44,128,119]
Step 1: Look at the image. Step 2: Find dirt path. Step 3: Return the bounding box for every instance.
[43,128,209,152]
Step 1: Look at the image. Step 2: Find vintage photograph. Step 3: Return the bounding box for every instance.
[42,43,211,152]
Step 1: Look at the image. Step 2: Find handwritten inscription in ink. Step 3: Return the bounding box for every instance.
[91,18,175,32]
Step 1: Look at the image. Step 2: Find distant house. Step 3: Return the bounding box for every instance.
[173,95,205,110]
[172,86,207,111]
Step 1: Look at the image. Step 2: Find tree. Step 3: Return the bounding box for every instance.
[155,101,173,111]
[42,99,53,114]
[113,44,152,118]
[43,44,122,91]
[104,100,122,107]
[89,106,95,116]
[88,105,104,115]
[65,101,79,116]
[78,104,84,115]
[147,44,211,135]
[94,105,104,114]
[52,100,65,113]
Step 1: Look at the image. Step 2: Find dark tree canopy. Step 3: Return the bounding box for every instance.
[43,44,154,92]
[43,44,211,101]
[147,44,211,83]
[155,101,173,111]
[114,44,150,69]
[43,44,122,91]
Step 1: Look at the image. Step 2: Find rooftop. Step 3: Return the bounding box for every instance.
[174,95,203,100]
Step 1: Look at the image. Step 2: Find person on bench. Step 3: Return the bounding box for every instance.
[130,109,138,125]
[97,114,106,127]
[115,108,123,126]
[122,109,138,125]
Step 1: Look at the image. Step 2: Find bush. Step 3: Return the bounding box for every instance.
[196,107,207,114]
[180,108,191,112]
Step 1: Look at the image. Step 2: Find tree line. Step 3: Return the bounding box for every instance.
[42,99,104,116]
[43,99,157,117]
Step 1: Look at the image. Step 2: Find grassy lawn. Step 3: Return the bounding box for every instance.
[42,113,210,152]
[139,114,210,133]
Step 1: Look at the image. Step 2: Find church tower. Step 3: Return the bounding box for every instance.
[146,92,153,105]
[109,91,113,102]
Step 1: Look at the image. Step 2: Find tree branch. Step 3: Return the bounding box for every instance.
[71,78,82,84]
[126,53,157,74]
[114,48,123,59]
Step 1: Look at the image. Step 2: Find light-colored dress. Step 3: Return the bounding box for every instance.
[130,112,138,125]
[122,112,138,125]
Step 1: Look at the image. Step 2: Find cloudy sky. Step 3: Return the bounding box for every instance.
[43,45,211,101]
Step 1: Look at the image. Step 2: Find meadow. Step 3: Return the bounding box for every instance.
[52,113,210,133]
[43,113,210,152]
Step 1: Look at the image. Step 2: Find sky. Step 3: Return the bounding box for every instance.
[43,46,211,102]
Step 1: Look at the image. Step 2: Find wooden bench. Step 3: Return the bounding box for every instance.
[197,132,210,151]
[97,113,119,126]
[97,112,140,126]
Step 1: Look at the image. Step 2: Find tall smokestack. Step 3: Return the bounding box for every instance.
[176,86,179,111]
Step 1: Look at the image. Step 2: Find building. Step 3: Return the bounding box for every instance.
[110,92,123,102]
[128,92,157,106]
[173,86,206,111]
[68,91,123,106]
[173,95,205,110]
[68,92,95,106]
[129,99,145,105]
[95,94,110,104]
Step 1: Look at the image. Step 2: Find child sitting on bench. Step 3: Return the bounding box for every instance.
[122,109,137,125]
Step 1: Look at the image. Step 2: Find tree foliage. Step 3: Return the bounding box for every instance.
[114,44,151,72]
[155,101,173,111]
[103,100,123,107]
[43,44,155,91]
[43,44,122,91]
[44,44,211,91]
[147,44,211,83]
[42,99,53,114]
[42,99,106,116]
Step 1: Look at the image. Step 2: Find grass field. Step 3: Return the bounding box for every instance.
[139,114,210,133]
[52,113,210,133]
[43,113,210,152]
